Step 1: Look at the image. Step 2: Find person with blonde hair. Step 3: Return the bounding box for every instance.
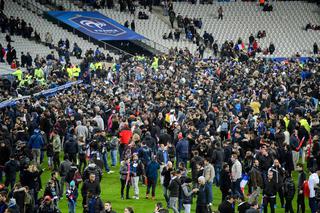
[196,176,210,213]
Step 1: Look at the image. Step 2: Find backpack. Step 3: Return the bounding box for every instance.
[221,122,228,132]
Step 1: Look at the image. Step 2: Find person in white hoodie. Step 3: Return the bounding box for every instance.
[93,112,104,131]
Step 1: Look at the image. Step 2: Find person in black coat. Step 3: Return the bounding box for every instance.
[63,137,79,164]
[262,171,277,213]
[81,173,101,209]
[313,42,318,55]
[161,161,173,205]
[269,43,275,55]
[237,197,250,213]
[218,195,235,213]
[168,170,181,213]
[296,163,306,213]
[4,155,20,189]
[0,142,11,182]
[283,172,295,213]
[130,20,135,32]
[220,163,232,202]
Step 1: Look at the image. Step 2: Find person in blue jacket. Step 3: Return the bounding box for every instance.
[146,155,160,200]
[176,132,189,168]
[28,128,45,164]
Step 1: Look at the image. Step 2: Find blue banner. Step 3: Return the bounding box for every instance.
[46,11,146,41]
[0,80,83,109]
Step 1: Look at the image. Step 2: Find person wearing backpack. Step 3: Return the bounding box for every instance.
[220,117,229,141]
[283,172,295,213]
[138,141,152,168]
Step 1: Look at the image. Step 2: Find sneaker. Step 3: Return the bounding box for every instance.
[107,171,114,174]
[152,196,155,200]
[135,196,139,200]
[146,194,149,199]
[132,195,136,199]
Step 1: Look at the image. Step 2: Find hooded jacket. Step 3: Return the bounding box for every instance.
[28,129,44,149]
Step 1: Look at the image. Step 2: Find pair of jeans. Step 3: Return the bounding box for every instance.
[131,176,139,197]
[309,197,317,213]
[285,197,294,213]
[5,177,15,189]
[111,149,117,166]
[205,181,213,204]
[214,165,222,186]
[232,178,243,199]
[162,185,169,205]
[183,204,191,213]
[78,154,87,173]
[31,148,41,164]
[68,201,76,213]
[177,156,188,169]
[276,185,284,207]
[119,144,127,161]
[120,179,130,198]
[169,197,179,213]
[48,157,53,168]
[146,178,156,197]
[60,176,66,197]
[263,196,275,213]
[297,193,305,213]
[196,205,209,213]
[53,152,60,170]
[102,152,110,172]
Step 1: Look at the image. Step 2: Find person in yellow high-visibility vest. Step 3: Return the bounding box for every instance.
[34,67,44,80]
[90,62,96,72]
[38,78,46,85]
[67,67,73,79]
[72,65,80,79]
[26,74,33,85]
[95,62,102,70]
[151,56,159,70]
[12,68,23,81]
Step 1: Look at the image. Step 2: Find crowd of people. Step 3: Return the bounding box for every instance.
[0,36,319,213]
[0,0,320,213]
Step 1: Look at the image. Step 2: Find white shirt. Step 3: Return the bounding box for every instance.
[231,159,242,181]
[308,173,320,198]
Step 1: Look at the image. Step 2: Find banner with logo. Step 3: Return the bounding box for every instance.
[46,11,146,41]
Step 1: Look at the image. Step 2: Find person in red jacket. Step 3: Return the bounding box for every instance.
[119,124,132,161]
